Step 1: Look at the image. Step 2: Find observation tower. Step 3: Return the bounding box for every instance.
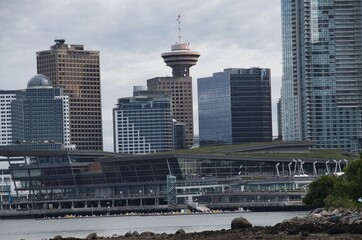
[161,16,200,77]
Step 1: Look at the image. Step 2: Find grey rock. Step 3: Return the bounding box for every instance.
[175,228,185,235]
[331,209,340,216]
[312,208,324,214]
[310,213,322,221]
[328,215,341,224]
[349,216,362,224]
[53,236,62,240]
[86,232,97,240]
[355,220,362,225]
[231,217,252,230]
[341,216,349,225]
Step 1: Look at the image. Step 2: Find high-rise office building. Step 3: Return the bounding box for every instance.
[11,74,72,147]
[198,68,272,146]
[113,86,174,154]
[281,0,362,151]
[36,39,103,150]
[147,41,200,148]
[0,90,19,146]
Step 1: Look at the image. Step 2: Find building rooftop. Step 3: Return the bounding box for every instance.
[27,74,52,89]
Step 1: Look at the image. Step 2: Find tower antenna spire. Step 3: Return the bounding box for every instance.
[176,14,182,43]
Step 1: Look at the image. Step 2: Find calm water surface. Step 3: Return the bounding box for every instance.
[0,211,309,240]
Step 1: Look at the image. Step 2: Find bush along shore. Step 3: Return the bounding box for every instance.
[50,208,362,240]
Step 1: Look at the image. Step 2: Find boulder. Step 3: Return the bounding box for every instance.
[349,216,362,225]
[340,216,350,225]
[328,215,341,224]
[355,220,362,225]
[310,213,322,221]
[86,232,97,240]
[175,228,185,235]
[312,208,324,214]
[331,209,340,216]
[53,236,63,240]
[231,217,252,230]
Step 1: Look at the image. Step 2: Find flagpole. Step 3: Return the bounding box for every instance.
[177,15,182,44]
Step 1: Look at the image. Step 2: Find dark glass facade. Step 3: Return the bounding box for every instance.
[198,72,232,146]
[11,88,68,144]
[173,120,186,150]
[198,68,272,146]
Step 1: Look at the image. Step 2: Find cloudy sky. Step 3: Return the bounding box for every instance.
[0,0,282,151]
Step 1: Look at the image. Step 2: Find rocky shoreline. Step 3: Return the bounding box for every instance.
[50,208,362,240]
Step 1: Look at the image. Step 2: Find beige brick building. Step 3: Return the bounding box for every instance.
[36,39,103,150]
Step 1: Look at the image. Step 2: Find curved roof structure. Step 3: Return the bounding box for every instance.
[27,74,52,89]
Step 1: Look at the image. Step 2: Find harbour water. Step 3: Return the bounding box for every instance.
[0,211,309,240]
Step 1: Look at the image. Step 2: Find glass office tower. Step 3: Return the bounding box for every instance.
[113,86,174,154]
[198,68,272,146]
[11,74,71,147]
[281,0,362,151]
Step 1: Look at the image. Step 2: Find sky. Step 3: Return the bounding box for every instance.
[0,0,282,151]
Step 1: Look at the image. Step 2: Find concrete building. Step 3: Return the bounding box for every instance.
[36,39,103,150]
[147,37,200,148]
[113,86,174,154]
[0,90,19,146]
[198,68,272,146]
[281,0,362,151]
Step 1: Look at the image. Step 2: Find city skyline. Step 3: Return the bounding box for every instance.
[0,0,282,151]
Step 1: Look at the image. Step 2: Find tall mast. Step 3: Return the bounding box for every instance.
[177,14,182,43]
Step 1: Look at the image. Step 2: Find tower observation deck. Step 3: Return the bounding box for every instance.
[161,15,200,78]
[161,43,200,77]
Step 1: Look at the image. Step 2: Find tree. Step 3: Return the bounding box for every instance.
[343,157,362,201]
[303,174,338,207]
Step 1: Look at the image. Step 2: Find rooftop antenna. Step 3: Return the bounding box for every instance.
[177,14,182,43]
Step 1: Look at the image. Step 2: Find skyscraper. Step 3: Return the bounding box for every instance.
[147,38,200,148]
[281,0,362,151]
[0,74,72,148]
[12,74,71,147]
[0,90,18,146]
[198,68,272,146]
[36,39,103,150]
[113,86,174,154]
